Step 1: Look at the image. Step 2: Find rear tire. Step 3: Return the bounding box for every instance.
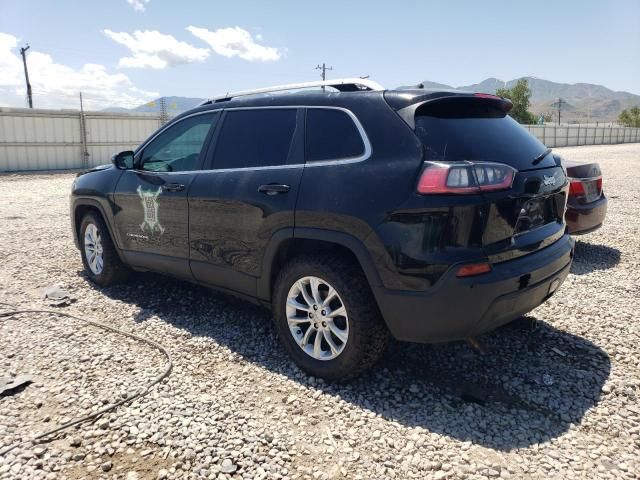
[273,254,389,382]
[79,212,128,286]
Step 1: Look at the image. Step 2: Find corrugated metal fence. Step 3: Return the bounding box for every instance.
[524,125,640,148]
[0,107,161,172]
[1,107,639,172]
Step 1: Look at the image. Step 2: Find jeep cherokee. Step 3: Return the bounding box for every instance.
[70,78,574,381]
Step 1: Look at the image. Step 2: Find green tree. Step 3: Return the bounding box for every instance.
[496,79,537,124]
[618,107,640,127]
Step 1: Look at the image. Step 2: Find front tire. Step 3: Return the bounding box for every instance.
[79,212,128,286]
[273,254,388,382]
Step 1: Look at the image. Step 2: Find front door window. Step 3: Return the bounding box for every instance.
[141,112,218,172]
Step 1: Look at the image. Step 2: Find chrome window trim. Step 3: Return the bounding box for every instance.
[175,164,305,174]
[132,105,371,175]
[302,106,371,167]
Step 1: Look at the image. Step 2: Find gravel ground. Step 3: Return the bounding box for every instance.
[0,143,639,479]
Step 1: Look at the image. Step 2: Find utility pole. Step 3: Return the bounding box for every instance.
[315,63,333,81]
[315,63,333,91]
[159,97,169,125]
[20,45,33,108]
[79,92,89,168]
[554,97,566,125]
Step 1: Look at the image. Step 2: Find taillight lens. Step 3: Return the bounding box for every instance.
[568,179,585,196]
[568,177,602,197]
[417,162,516,195]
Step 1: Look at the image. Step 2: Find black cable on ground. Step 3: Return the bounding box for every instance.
[0,303,173,457]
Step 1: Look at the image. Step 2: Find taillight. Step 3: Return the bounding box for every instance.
[417,161,516,195]
[568,176,602,197]
[568,179,585,196]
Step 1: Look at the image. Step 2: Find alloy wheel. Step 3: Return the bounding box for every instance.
[285,276,349,361]
[84,223,104,275]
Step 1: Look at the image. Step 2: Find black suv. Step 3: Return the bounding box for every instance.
[70,79,574,381]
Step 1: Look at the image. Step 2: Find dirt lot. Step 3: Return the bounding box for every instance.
[1,144,639,479]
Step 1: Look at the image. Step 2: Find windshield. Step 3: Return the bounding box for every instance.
[414,101,552,170]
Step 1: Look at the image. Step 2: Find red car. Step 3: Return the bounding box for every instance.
[563,160,607,234]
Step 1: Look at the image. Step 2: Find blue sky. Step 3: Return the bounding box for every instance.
[0,0,638,110]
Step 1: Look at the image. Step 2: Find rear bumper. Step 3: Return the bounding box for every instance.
[374,234,574,343]
[566,195,607,235]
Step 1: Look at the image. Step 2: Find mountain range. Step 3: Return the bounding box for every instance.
[105,77,640,123]
[105,96,206,115]
[415,77,640,122]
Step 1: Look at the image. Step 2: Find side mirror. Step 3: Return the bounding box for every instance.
[112,150,135,170]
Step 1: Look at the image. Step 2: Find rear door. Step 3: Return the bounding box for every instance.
[412,97,568,263]
[188,108,304,296]
[112,111,219,278]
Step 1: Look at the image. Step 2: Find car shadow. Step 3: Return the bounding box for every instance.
[86,270,610,452]
[570,240,620,275]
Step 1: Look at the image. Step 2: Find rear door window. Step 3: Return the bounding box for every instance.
[211,109,298,169]
[305,108,365,162]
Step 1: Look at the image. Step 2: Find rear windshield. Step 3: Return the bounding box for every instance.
[414,100,549,169]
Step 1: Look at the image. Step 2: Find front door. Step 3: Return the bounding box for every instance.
[188,108,304,296]
[112,111,219,278]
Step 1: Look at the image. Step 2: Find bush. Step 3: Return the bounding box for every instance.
[618,107,640,127]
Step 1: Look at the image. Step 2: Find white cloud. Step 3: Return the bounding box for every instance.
[127,0,149,12]
[0,32,158,110]
[187,26,281,62]
[0,33,23,87]
[104,29,210,69]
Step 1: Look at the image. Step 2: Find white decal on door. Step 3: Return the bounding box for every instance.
[137,186,165,235]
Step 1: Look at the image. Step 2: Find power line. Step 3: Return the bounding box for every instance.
[20,45,33,108]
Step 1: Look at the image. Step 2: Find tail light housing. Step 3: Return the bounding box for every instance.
[568,176,603,199]
[417,161,516,195]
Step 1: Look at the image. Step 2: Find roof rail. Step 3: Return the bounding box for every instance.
[200,78,384,105]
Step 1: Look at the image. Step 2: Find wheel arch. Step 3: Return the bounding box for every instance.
[72,198,122,258]
[258,228,384,304]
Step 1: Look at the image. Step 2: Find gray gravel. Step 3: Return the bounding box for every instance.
[1,143,639,479]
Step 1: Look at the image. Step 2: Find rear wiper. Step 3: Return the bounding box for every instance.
[531,148,552,165]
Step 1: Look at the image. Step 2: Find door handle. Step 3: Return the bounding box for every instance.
[162,183,185,192]
[258,184,290,195]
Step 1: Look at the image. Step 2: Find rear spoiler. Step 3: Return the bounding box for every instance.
[389,92,513,129]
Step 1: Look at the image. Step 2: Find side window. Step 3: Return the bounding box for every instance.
[212,109,297,169]
[140,112,218,172]
[306,109,365,162]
